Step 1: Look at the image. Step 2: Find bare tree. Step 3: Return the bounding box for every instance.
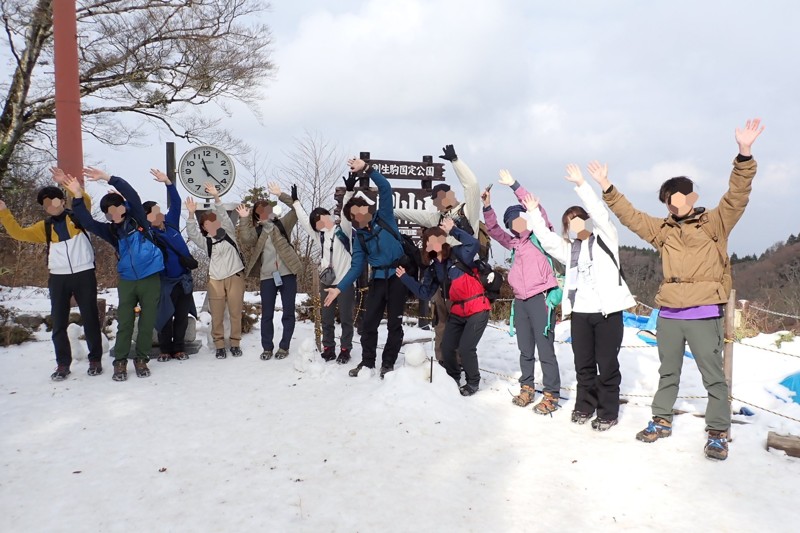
[0,0,275,183]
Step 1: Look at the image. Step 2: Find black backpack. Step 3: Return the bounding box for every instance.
[358,217,423,279]
[452,257,504,303]
[439,205,492,262]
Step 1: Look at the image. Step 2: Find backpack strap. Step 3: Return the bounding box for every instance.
[44,217,53,263]
[334,225,351,254]
[595,234,625,284]
[273,218,294,250]
[207,232,245,268]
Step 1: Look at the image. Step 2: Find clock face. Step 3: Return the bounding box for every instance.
[178,145,236,199]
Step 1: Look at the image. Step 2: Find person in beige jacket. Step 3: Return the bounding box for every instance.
[599,118,764,461]
[186,183,246,360]
[237,182,302,361]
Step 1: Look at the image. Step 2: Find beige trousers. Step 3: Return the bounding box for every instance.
[207,273,245,349]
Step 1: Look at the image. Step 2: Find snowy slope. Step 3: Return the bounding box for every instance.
[1,287,799,532]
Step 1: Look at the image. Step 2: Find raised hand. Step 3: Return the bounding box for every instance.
[323,287,341,307]
[564,164,585,186]
[150,168,172,185]
[586,161,610,190]
[63,175,83,197]
[83,167,111,182]
[439,216,455,233]
[439,144,457,162]
[204,181,220,200]
[498,169,515,186]
[481,187,491,207]
[0,199,6,211]
[522,193,539,212]
[236,204,251,218]
[290,184,299,203]
[735,118,764,157]
[185,196,197,214]
[268,182,282,197]
[343,173,357,192]
[348,158,367,173]
[395,265,407,278]
[50,167,67,184]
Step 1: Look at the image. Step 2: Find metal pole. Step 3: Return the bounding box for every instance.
[166,142,176,208]
[723,289,736,439]
[53,0,84,184]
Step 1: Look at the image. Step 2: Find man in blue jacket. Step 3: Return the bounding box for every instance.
[144,168,198,363]
[64,168,165,382]
[324,158,406,378]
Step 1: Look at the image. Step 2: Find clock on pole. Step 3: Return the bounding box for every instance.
[178,145,236,198]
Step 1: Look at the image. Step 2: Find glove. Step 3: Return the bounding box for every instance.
[290,184,298,203]
[439,144,457,162]
[343,173,358,192]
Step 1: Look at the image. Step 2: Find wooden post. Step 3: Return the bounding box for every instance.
[766,432,800,458]
[723,289,736,438]
[418,155,433,329]
[166,142,177,208]
[53,0,84,185]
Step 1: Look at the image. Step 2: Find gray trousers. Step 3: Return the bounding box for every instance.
[514,293,560,393]
[320,284,355,350]
[653,316,730,431]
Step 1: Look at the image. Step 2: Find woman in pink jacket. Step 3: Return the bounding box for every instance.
[482,170,561,414]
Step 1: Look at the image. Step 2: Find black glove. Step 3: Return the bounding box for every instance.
[343,173,358,192]
[439,144,457,162]
[290,184,298,203]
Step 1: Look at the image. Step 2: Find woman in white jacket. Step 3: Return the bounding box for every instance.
[523,162,635,431]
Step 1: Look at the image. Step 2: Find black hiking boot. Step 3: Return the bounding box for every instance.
[459,384,479,396]
[379,365,394,380]
[173,352,189,361]
[571,411,592,425]
[321,346,337,362]
[591,417,618,432]
[336,347,351,365]
[349,362,371,377]
[230,346,243,357]
[87,360,103,376]
[133,358,151,378]
[112,359,128,382]
[275,347,289,360]
[260,350,273,361]
[51,365,71,381]
[215,348,227,359]
[157,353,171,362]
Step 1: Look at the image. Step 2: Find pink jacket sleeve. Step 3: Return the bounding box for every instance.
[483,207,516,250]
[514,182,555,232]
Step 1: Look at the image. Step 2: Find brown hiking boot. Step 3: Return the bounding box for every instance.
[635,417,672,443]
[704,430,729,461]
[112,359,128,382]
[133,358,151,378]
[87,360,103,376]
[157,353,171,362]
[512,385,536,407]
[533,391,560,415]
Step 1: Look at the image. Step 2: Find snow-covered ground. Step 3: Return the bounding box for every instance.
[1,286,799,532]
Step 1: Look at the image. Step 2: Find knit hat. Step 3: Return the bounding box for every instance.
[503,205,526,229]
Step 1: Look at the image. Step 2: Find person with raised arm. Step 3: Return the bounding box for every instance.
[0,168,102,381]
[64,169,165,381]
[143,169,198,363]
[598,119,764,460]
[292,175,356,364]
[523,163,636,431]
[236,182,301,361]
[324,158,406,379]
[482,169,561,415]
[185,183,246,360]
[396,217,490,396]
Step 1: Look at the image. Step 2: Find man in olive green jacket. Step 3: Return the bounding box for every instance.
[590,119,764,461]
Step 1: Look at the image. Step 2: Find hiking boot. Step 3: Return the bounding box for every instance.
[704,430,729,461]
[275,347,289,360]
[321,346,337,362]
[173,352,189,361]
[635,417,672,443]
[349,362,372,377]
[591,417,618,432]
[533,392,560,415]
[571,410,592,425]
[336,347,351,365]
[112,359,128,382]
[230,346,243,357]
[260,350,273,361]
[133,358,151,378]
[87,360,103,376]
[50,365,71,381]
[157,353,171,362]
[215,348,227,359]
[459,384,479,397]
[379,365,394,379]
[512,385,536,407]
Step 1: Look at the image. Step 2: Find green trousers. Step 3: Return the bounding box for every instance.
[114,273,161,361]
[652,316,730,431]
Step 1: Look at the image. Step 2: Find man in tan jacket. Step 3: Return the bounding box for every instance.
[595,118,764,461]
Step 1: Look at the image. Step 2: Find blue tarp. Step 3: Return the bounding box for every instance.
[779,372,800,405]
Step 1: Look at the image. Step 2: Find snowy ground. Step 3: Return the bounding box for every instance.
[1,286,800,532]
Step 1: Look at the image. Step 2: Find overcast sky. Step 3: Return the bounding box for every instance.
[84,0,800,256]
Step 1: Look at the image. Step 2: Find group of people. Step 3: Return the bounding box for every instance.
[0,118,764,461]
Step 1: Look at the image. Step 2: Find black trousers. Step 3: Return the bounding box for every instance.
[48,269,103,367]
[441,310,489,387]
[158,282,193,354]
[359,276,406,369]
[570,311,624,420]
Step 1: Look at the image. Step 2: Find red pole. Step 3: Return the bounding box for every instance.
[53,0,84,185]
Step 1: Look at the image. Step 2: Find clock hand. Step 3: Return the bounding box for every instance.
[201,159,223,185]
